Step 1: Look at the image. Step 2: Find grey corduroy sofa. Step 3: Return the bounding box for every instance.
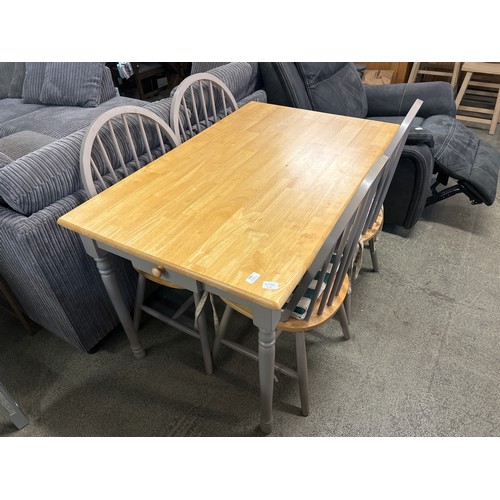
[0,61,266,352]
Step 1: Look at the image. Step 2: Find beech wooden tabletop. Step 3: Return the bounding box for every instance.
[59,102,399,310]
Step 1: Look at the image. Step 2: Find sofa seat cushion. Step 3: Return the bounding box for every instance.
[0,98,44,127]
[0,151,11,168]
[422,114,500,205]
[0,131,56,160]
[0,96,146,140]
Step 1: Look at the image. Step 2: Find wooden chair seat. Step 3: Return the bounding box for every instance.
[360,207,384,244]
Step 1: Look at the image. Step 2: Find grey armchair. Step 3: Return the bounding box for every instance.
[259,62,500,229]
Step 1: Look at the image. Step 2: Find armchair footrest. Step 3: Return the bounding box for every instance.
[423,115,500,205]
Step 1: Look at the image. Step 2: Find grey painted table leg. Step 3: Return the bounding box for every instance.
[81,236,145,359]
[253,309,281,435]
[0,383,29,430]
[95,255,145,359]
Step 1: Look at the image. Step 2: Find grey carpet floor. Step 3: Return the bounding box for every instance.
[1,126,499,437]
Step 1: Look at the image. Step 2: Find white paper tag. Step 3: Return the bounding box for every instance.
[415,127,423,130]
[245,272,261,284]
[262,281,279,290]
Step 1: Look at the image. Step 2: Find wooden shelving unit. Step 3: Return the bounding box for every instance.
[107,63,192,101]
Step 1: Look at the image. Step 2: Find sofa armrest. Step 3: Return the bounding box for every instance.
[406,128,434,148]
[365,81,456,118]
[0,193,137,351]
[171,63,262,104]
[0,129,85,215]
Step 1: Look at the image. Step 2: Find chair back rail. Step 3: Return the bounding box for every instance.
[170,73,238,142]
[364,99,423,232]
[80,105,179,198]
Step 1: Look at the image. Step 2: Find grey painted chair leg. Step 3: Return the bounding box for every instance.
[344,291,351,325]
[337,302,350,340]
[0,383,29,430]
[212,305,233,362]
[368,239,379,273]
[193,291,213,375]
[258,326,276,434]
[295,332,310,417]
[133,274,147,331]
[95,255,145,359]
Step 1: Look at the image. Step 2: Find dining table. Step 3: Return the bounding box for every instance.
[58,101,399,433]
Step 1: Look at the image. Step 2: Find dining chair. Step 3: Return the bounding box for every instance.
[80,105,213,374]
[359,99,423,273]
[170,73,238,142]
[210,153,389,417]
[344,99,423,322]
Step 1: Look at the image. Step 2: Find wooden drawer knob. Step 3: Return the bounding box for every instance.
[151,266,165,278]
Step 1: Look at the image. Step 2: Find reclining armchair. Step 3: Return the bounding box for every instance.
[259,62,500,229]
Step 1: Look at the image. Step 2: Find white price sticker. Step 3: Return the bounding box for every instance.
[262,281,279,290]
[245,272,261,284]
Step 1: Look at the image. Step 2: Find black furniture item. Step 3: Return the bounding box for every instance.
[259,62,500,229]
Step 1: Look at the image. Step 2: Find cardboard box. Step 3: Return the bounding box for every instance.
[363,69,394,85]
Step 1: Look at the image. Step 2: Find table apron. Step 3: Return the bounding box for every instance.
[81,236,284,329]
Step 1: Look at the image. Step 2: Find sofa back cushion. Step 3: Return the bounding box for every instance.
[22,62,115,107]
[0,63,16,99]
[259,62,313,110]
[39,62,104,108]
[100,66,116,103]
[8,63,26,98]
[295,62,368,118]
[22,63,47,104]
